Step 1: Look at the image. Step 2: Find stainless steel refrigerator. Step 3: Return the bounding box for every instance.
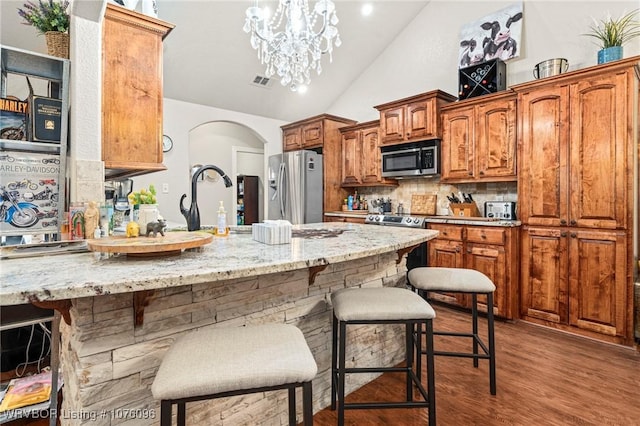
[268,150,323,224]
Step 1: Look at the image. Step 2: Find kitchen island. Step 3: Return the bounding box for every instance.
[1,222,437,425]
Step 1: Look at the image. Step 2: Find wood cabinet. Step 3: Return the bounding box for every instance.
[102,4,174,179]
[281,114,356,214]
[514,57,639,345]
[326,215,366,224]
[339,120,397,187]
[426,223,519,319]
[520,227,628,341]
[441,91,516,183]
[374,90,456,146]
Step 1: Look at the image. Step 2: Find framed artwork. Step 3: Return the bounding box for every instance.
[458,2,523,68]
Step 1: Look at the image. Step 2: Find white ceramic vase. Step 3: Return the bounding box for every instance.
[136,204,159,233]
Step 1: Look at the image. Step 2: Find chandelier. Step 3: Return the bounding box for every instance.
[243,0,341,91]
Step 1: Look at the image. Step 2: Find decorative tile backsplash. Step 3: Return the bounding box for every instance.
[355,179,517,216]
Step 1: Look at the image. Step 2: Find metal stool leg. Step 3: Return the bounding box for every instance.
[288,387,296,426]
[338,319,347,426]
[331,315,338,410]
[177,402,186,426]
[303,381,313,426]
[472,293,479,368]
[425,319,436,425]
[487,292,497,395]
[405,323,413,402]
[160,400,172,426]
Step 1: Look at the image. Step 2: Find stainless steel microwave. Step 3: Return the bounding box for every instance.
[381,140,440,178]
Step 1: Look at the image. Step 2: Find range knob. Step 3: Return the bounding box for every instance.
[405,217,413,224]
[375,216,382,222]
[366,215,374,221]
[413,218,421,224]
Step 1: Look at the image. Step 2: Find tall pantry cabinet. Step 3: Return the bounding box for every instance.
[513,57,639,345]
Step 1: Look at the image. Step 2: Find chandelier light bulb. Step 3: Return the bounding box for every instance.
[244,0,340,91]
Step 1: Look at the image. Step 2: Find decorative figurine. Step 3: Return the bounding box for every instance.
[145,219,166,237]
[84,201,100,239]
[126,221,140,238]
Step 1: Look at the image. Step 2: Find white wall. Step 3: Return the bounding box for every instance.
[328,0,640,122]
[132,98,285,224]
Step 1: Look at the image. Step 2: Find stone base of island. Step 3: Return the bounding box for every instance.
[1,223,438,425]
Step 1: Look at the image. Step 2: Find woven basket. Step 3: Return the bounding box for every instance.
[45,31,69,59]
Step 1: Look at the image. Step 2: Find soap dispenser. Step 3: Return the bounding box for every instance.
[215,201,229,237]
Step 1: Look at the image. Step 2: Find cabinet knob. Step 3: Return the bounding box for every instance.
[570,233,577,238]
[479,170,485,175]
[560,219,567,225]
[467,248,471,253]
[442,231,448,235]
[455,247,460,253]
[468,171,473,176]
[481,234,486,239]
[570,220,577,226]
[561,231,567,237]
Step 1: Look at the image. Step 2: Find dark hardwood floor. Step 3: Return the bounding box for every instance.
[8,306,640,425]
[313,305,640,425]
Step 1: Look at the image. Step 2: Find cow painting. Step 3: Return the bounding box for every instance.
[458,2,524,68]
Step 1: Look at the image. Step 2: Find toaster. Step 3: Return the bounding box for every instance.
[484,201,517,220]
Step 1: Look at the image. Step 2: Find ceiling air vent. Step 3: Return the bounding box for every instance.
[250,75,274,88]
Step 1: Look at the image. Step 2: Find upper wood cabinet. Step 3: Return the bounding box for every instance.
[441,91,517,183]
[281,114,356,213]
[102,4,174,179]
[374,90,456,146]
[339,120,397,187]
[515,59,635,230]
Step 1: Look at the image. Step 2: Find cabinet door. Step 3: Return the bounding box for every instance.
[466,242,506,317]
[341,130,361,185]
[302,120,323,149]
[283,127,302,151]
[379,106,405,145]
[520,227,568,323]
[360,125,382,184]
[102,8,168,173]
[569,73,629,229]
[427,238,466,307]
[441,107,474,180]
[476,97,516,180]
[406,99,437,140]
[568,229,627,337]
[518,86,570,226]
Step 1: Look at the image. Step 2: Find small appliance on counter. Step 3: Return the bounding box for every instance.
[484,201,516,220]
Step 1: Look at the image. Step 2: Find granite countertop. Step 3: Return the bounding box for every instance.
[0,222,438,306]
[324,211,370,219]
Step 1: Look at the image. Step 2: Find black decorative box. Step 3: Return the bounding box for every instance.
[458,59,506,100]
[31,96,62,143]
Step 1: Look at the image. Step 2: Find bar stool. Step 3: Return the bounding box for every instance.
[408,267,496,395]
[151,323,317,426]
[331,287,437,425]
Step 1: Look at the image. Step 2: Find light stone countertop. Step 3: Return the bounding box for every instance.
[325,211,521,227]
[0,222,438,306]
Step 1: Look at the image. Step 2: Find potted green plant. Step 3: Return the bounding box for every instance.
[584,9,640,64]
[17,0,70,58]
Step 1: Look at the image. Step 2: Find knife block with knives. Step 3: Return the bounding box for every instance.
[450,203,480,217]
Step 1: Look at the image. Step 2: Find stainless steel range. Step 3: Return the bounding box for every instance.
[364,214,428,270]
[364,214,426,228]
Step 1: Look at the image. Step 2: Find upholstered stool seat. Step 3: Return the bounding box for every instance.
[152,324,317,426]
[331,287,437,425]
[408,267,497,395]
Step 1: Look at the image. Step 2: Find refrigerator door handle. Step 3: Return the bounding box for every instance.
[278,162,286,219]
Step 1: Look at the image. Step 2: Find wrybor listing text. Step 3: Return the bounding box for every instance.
[4,407,157,422]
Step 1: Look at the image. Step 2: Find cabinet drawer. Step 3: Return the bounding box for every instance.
[466,227,505,245]
[429,224,463,240]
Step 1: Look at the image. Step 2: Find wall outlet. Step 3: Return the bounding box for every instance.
[162,183,169,193]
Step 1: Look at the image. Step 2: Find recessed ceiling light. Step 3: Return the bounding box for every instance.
[361,3,373,16]
[297,85,308,94]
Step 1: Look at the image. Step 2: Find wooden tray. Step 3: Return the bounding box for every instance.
[87,231,213,257]
[411,194,437,215]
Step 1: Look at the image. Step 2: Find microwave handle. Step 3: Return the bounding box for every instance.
[384,147,422,155]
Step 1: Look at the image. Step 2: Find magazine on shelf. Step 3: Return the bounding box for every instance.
[0,369,63,415]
